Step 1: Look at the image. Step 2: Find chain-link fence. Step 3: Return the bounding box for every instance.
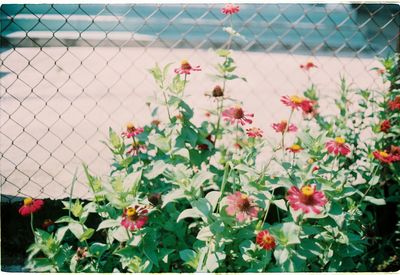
[1,3,399,201]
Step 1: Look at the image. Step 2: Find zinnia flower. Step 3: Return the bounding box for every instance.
[256,230,276,250]
[287,184,327,214]
[127,141,147,156]
[122,122,144,138]
[287,144,303,153]
[221,3,240,15]
[300,99,318,117]
[148,193,162,207]
[246,127,263,138]
[121,205,148,231]
[380,120,391,133]
[300,61,317,71]
[388,96,400,111]
[18,197,44,216]
[225,192,260,222]
[325,137,351,156]
[390,145,400,162]
[75,247,88,261]
[373,150,394,164]
[174,59,201,75]
[222,106,254,125]
[212,85,224,98]
[272,120,297,133]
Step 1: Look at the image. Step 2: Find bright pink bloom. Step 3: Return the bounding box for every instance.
[121,205,148,231]
[174,59,201,75]
[122,122,144,138]
[256,230,276,250]
[222,106,254,125]
[225,192,260,222]
[246,127,263,138]
[286,144,303,153]
[380,120,391,133]
[287,184,327,214]
[19,198,44,216]
[325,137,351,156]
[388,96,400,111]
[300,99,318,117]
[271,120,297,133]
[300,61,317,71]
[221,3,240,15]
[281,95,313,111]
[373,150,394,164]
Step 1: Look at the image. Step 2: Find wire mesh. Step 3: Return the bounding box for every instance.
[1,3,399,201]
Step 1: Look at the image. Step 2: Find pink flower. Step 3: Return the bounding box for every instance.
[272,120,297,133]
[127,142,147,156]
[388,96,400,111]
[18,198,44,216]
[325,137,351,156]
[246,127,263,138]
[281,95,313,111]
[373,150,394,164]
[300,61,317,71]
[222,106,254,125]
[121,205,148,231]
[300,100,318,117]
[256,230,276,250]
[122,122,144,138]
[221,4,240,15]
[174,59,201,75]
[225,192,260,222]
[287,184,327,214]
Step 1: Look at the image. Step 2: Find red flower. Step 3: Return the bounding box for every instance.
[388,96,400,111]
[300,61,317,71]
[18,198,44,216]
[312,166,320,173]
[380,120,391,133]
[122,122,144,138]
[272,120,297,133]
[286,144,303,153]
[246,127,263,138]
[325,137,351,156]
[121,205,148,231]
[256,230,276,250]
[174,59,201,75]
[287,184,327,214]
[222,106,254,125]
[225,192,260,222]
[221,3,240,15]
[373,150,394,164]
[300,100,318,117]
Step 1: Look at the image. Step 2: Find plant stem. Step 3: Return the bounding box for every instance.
[30,213,35,237]
[162,89,172,121]
[216,162,231,213]
[132,136,142,165]
[281,109,294,158]
[69,168,78,218]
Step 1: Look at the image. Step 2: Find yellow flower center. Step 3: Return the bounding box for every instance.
[181,59,189,65]
[263,235,273,244]
[126,207,136,217]
[307,158,314,164]
[290,144,302,151]
[379,151,389,158]
[335,137,345,145]
[126,122,134,131]
[241,194,248,200]
[24,197,33,206]
[290,95,304,104]
[301,186,314,196]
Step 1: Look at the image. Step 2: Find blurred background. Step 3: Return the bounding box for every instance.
[1,3,399,201]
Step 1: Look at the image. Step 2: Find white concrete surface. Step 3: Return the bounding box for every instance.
[0,46,386,199]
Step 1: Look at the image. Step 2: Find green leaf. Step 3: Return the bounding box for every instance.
[274,247,289,265]
[123,170,142,193]
[273,199,288,211]
[143,241,159,267]
[71,200,83,218]
[97,219,120,231]
[192,198,212,221]
[68,223,84,240]
[215,49,231,57]
[113,226,130,242]
[177,208,202,222]
[109,127,122,149]
[205,191,221,212]
[55,226,69,242]
[146,160,169,179]
[55,216,75,224]
[180,249,198,269]
[79,228,94,242]
[89,243,108,257]
[197,226,213,241]
[149,134,171,152]
[181,126,198,147]
[364,196,386,205]
[206,252,226,272]
[162,189,185,208]
[191,171,214,189]
[115,245,135,258]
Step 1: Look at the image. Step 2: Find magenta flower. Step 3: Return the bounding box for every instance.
[325,137,351,156]
[246,127,263,138]
[388,96,400,111]
[287,184,327,214]
[121,205,148,231]
[221,4,240,15]
[122,122,144,138]
[300,61,317,71]
[19,198,44,216]
[222,106,254,125]
[271,120,297,133]
[174,59,201,75]
[225,192,260,222]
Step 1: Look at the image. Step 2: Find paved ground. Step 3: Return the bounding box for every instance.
[0,46,387,200]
